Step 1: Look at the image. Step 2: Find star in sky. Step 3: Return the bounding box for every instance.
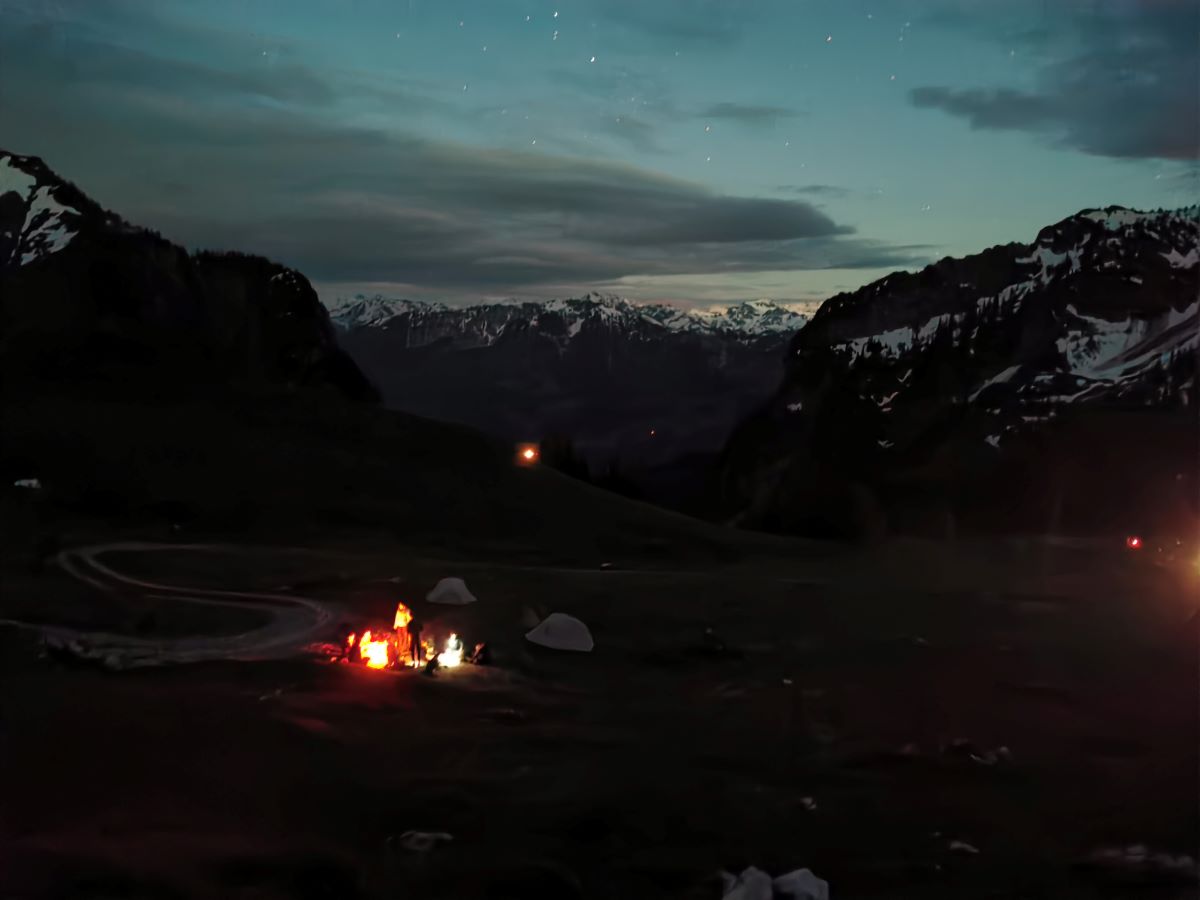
[0,0,1192,307]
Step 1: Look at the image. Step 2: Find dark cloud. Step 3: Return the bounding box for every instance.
[699,102,804,126]
[910,87,1057,131]
[0,5,923,299]
[129,122,922,289]
[158,198,924,289]
[910,0,1200,160]
[593,199,848,246]
[776,184,854,199]
[5,13,455,121]
[36,31,339,106]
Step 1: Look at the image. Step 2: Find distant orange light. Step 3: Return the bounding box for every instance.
[1126,535,1143,550]
[649,429,656,436]
[523,448,536,459]
[515,443,540,465]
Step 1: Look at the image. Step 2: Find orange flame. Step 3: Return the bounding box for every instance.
[358,629,391,669]
[338,614,466,672]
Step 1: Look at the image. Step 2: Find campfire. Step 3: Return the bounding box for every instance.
[340,602,466,671]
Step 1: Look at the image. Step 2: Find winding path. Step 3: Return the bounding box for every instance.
[5,542,840,669]
[6,543,338,668]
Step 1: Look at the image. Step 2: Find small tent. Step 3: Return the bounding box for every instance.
[524,613,594,652]
[426,577,477,605]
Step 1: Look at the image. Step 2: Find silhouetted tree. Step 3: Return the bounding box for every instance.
[592,458,645,500]
[539,433,590,480]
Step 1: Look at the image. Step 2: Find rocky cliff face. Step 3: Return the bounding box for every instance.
[719,206,1199,538]
[0,150,375,401]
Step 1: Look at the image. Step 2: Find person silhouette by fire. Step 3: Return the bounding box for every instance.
[406,616,423,665]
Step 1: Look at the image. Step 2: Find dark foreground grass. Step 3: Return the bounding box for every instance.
[0,384,818,568]
[0,537,1195,900]
[0,383,1195,898]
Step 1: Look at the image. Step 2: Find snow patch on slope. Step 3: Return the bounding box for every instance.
[969,365,1022,401]
[1057,302,1198,382]
[1161,247,1199,269]
[1059,308,1147,378]
[1081,208,1148,230]
[19,185,78,265]
[836,313,952,361]
[0,155,82,267]
[1016,246,1070,284]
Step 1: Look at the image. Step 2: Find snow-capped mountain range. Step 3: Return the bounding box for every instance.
[720,204,1199,537]
[804,205,1198,426]
[326,293,807,474]
[325,293,808,343]
[9,143,1194,533]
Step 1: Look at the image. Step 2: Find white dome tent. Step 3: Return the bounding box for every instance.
[524,613,594,652]
[426,577,477,605]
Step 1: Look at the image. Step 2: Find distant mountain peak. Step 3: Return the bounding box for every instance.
[809,202,1198,382]
[324,295,434,329]
[1,147,378,402]
[324,294,808,341]
[328,292,804,471]
[1,151,94,269]
[719,202,1199,537]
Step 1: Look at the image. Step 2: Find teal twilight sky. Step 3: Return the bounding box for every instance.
[1,0,1196,306]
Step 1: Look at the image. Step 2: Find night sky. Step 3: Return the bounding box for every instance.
[2,0,1196,307]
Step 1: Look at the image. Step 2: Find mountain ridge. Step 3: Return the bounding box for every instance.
[717,202,1199,537]
[326,292,808,476]
[0,149,376,402]
[325,293,809,342]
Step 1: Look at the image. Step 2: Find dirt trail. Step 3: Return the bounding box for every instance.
[3,543,338,667]
[4,542,835,668]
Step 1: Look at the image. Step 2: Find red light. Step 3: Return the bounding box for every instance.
[1126,535,1143,550]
